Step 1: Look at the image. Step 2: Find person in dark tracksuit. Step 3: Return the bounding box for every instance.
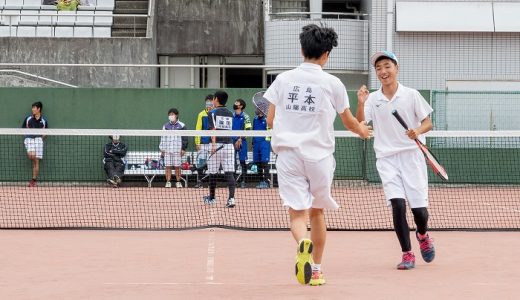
[252,108,271,189]
[103,135,128,188]
[232,98,252,188]
[203,91,236,208]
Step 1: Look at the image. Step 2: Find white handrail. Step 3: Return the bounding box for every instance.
[0,63,295,68]
[1,128,519,138]
[0,69,77,87]
[270,11,369,17]
[0,63,367,74]
[0,12,148,17]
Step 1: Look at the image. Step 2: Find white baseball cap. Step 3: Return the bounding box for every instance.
[371,50,398,67]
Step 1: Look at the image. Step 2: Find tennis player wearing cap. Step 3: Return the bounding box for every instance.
[264,24,372,286]
[356,51,436,270]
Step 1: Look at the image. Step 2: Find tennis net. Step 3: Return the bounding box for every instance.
[0,129,519,230]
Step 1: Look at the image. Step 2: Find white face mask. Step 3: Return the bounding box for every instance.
[168,115,177,123]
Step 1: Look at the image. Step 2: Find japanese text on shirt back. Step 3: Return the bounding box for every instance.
[214,115,232,130]
[284,83,321,114]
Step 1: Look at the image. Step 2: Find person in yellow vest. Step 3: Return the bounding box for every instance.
[56,0,79,11]
[194,95,214,187]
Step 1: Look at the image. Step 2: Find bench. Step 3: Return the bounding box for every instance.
[124,151,195,188]
[123,150,278,188]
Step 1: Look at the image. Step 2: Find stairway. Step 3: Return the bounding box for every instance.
[112,0,149,37]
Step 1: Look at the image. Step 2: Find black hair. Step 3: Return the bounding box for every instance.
[299,24,338,59]
[32,101,43,112]
[235,99,246,109]
[214,90,228,106]
[168,108,179,115]
[205,94,214,101]
[374,56,398,67]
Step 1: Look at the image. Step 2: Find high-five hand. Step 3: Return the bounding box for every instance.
[357,85,369,104]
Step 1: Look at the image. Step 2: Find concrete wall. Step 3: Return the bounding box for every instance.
[156,0,264,55]
[0,37,158,88]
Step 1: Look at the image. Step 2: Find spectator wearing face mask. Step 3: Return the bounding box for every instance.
[232,99,252,188]
[195,94,214,152]
[252,107,271,189]
[159,108,188,188]
[194,94,214,186]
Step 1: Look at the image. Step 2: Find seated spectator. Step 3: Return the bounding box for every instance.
[56,0,79,11]
[159,108,188,188]
[252,107,271,189]
[103,135,128,188]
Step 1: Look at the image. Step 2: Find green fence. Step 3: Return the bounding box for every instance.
[14,87,514,185]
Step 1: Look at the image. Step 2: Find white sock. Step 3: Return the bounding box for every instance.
[312,264,321,272]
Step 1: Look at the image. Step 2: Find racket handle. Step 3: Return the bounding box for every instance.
[391,109,409,130]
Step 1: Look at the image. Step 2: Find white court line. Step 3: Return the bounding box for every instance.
[206,228,216,283]
[103,282,301,286]
[483,202,520,213]
[104,282,226,286]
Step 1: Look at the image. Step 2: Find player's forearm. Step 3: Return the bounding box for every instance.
[355,104,365,122]
[267,104,275,128]
[340,109,362,133]
[416,117,433,135]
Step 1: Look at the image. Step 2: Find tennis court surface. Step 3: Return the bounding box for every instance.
[1,230,518,299]
[1,129,519,299]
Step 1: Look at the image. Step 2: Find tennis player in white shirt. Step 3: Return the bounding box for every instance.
[264,24,372,286]
[356,51,436,270]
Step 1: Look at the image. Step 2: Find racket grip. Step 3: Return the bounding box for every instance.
[391,110,409,130]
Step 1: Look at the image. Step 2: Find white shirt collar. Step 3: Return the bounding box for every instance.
[299,62,323,70]
[375,82,404,102]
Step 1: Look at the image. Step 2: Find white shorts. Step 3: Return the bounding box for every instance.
[376,148,428,208]
[208,143,235,174]
[24,137,44,159]
[164,152,182,167]
[276,148,338,210]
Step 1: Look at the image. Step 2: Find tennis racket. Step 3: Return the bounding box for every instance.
[195,145,224,169]
[252,91,269,115]
[391,110,448,181]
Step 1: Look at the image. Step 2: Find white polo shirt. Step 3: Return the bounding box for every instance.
[365,83,433,158]
[264,62,350,162]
